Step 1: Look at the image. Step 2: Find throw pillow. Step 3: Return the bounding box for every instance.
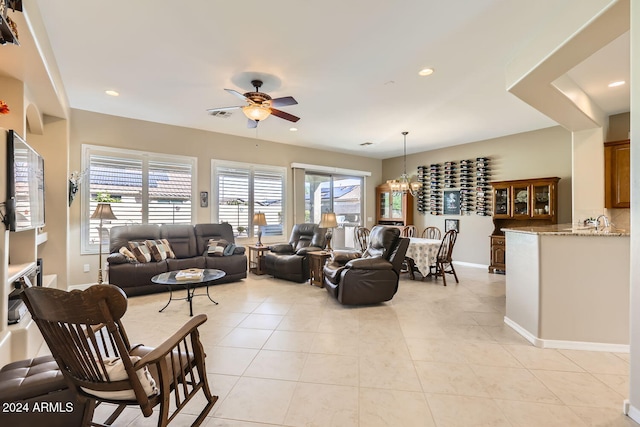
[118,246,138,262]
[223,243,237,256]
[145,239,176,262]
[81,356,158,400]
[128,241,152,263]
[207,239,228,256]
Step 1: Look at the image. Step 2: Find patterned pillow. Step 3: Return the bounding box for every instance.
[145,239,176,262]
[207,239,229,256]
[118,246,138,262]
[128,241,152,263]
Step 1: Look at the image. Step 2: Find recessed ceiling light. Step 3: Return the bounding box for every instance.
[418,68,434,77]
[608,81,625,88]
[289,127,298,132]
[105,90,120,96]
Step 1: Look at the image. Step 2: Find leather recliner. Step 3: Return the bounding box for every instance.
[323,225,409,305]
[264,223,327,282]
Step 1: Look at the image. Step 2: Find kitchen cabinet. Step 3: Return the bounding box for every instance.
[604,139,630,208]
[488,177,560,273]
[376,183,413,227]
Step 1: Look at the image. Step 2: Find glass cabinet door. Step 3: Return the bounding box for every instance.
[391,192,403,218]
[379,191,391,219]
[532,184,551,217]
[513,185,530,216]
[493,186,510,217]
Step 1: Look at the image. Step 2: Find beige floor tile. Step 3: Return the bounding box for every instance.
[414,361,489,397]
[217,327,273,349]
[244,350,307,381]
[559,350,630,375]
[458,342,523,368]
[359,388,436,427]
[440,324,495,342]
[179,373,239,415]
[503,344,585,372]
[405,338,466,363]
[495,399,587,427]
[471,365,561,404]
[426,394,511,427]
[276,314,321,332]
[359,335,412,360]
[283,382,358,427]
[594,373,630,397]
[569,406,638,427]
[359,356,423,391]
[213,377,297,424]
[253,302,293,315]
[263,330,316,352]
[204,418,274,426]
[237,313,284,330]
[310,332,360,356]
[533,370,626,409]
[469,311,506,326]
[205,346,259,375]
[299,353,359,386]
[481,324,532,345]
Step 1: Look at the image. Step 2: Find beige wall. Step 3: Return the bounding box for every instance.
[382,126,573,266]
[68,109,382,285]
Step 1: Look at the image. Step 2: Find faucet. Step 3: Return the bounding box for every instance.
[596,214,610,229]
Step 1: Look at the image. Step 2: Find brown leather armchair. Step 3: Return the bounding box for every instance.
[264,223,327,282]
[323,226,409,305]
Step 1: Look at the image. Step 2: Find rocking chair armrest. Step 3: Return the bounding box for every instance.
[135,314,208,366]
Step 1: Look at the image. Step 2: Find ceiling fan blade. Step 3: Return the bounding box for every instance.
[225,88,250,102]
[206,106,242,113]
[270,96,298,108]
[270,108,300,123]
[247,119,258,128]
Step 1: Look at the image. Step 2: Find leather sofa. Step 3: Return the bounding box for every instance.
[264,223,327,282]
[107,223,246,296]
[323,226,409,305]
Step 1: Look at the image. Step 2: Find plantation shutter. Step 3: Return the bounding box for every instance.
[218,166,250,236]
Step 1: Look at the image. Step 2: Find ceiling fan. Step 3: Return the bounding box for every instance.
[207,79,300,128]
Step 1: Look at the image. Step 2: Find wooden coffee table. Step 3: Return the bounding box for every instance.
[152,269,225,316]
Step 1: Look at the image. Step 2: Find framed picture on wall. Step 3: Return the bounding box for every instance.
[445,219,459,233]
[200,191,208,208]
[443,190,461,215]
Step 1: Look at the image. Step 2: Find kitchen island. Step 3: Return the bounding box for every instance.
[503,223,630,351]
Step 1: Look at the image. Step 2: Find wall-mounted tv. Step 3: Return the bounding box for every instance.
[5,129,45,231]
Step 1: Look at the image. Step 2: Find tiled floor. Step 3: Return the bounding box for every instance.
[60,265,637,426]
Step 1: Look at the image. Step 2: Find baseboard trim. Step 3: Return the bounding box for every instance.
[452,261,488,269]
[625,401,640,422]
[504,316,629,353]
[68,283,95,291]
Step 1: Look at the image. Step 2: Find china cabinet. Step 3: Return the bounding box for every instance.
[488,177,560,273]
[376,183,413,227]
[604,139,630,208]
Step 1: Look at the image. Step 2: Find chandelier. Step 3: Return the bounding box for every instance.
[387,131,422,197]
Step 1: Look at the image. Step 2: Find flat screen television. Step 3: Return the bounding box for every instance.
[5,129,45,231]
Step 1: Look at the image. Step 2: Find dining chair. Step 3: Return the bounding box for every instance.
[421,226,442,240]
[431,229,459,286]
[21,284,217,427]
[354,226,370,252]
[400,225,417,237]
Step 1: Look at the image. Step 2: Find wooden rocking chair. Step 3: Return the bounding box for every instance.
[21,284,217,427]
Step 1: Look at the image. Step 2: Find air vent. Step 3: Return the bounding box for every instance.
[360,142,373,146]
[210,111,233,118]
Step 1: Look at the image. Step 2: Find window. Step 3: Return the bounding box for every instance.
[82,145,196,253]
[213,161,285,238]
[305,173,363,248]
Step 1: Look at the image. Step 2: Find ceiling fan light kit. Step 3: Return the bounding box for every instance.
[207,79,300,128]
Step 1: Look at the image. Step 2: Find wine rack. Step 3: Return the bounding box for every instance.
[476,157,491,216]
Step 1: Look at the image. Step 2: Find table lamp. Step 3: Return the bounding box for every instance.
[253,212,267,246]
[91,203,118,284]
[319,212,338,251]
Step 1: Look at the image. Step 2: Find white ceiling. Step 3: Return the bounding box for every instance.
[8,1,632,159]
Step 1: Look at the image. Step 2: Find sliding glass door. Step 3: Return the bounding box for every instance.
[305,173,363,249]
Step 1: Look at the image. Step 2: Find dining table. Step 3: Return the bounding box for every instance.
[405,237,442,280]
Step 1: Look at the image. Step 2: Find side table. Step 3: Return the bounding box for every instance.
[308,251,331,287]
[247,245,269,275]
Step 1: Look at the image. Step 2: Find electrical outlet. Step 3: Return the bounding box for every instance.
[83,264,90,273]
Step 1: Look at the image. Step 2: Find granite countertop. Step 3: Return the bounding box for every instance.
[501,223,630,237]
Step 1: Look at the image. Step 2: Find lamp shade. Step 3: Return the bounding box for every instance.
[253,212,267,226]
[242,104,271,121]
[319,212,338,228]
[91,203,118,220]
